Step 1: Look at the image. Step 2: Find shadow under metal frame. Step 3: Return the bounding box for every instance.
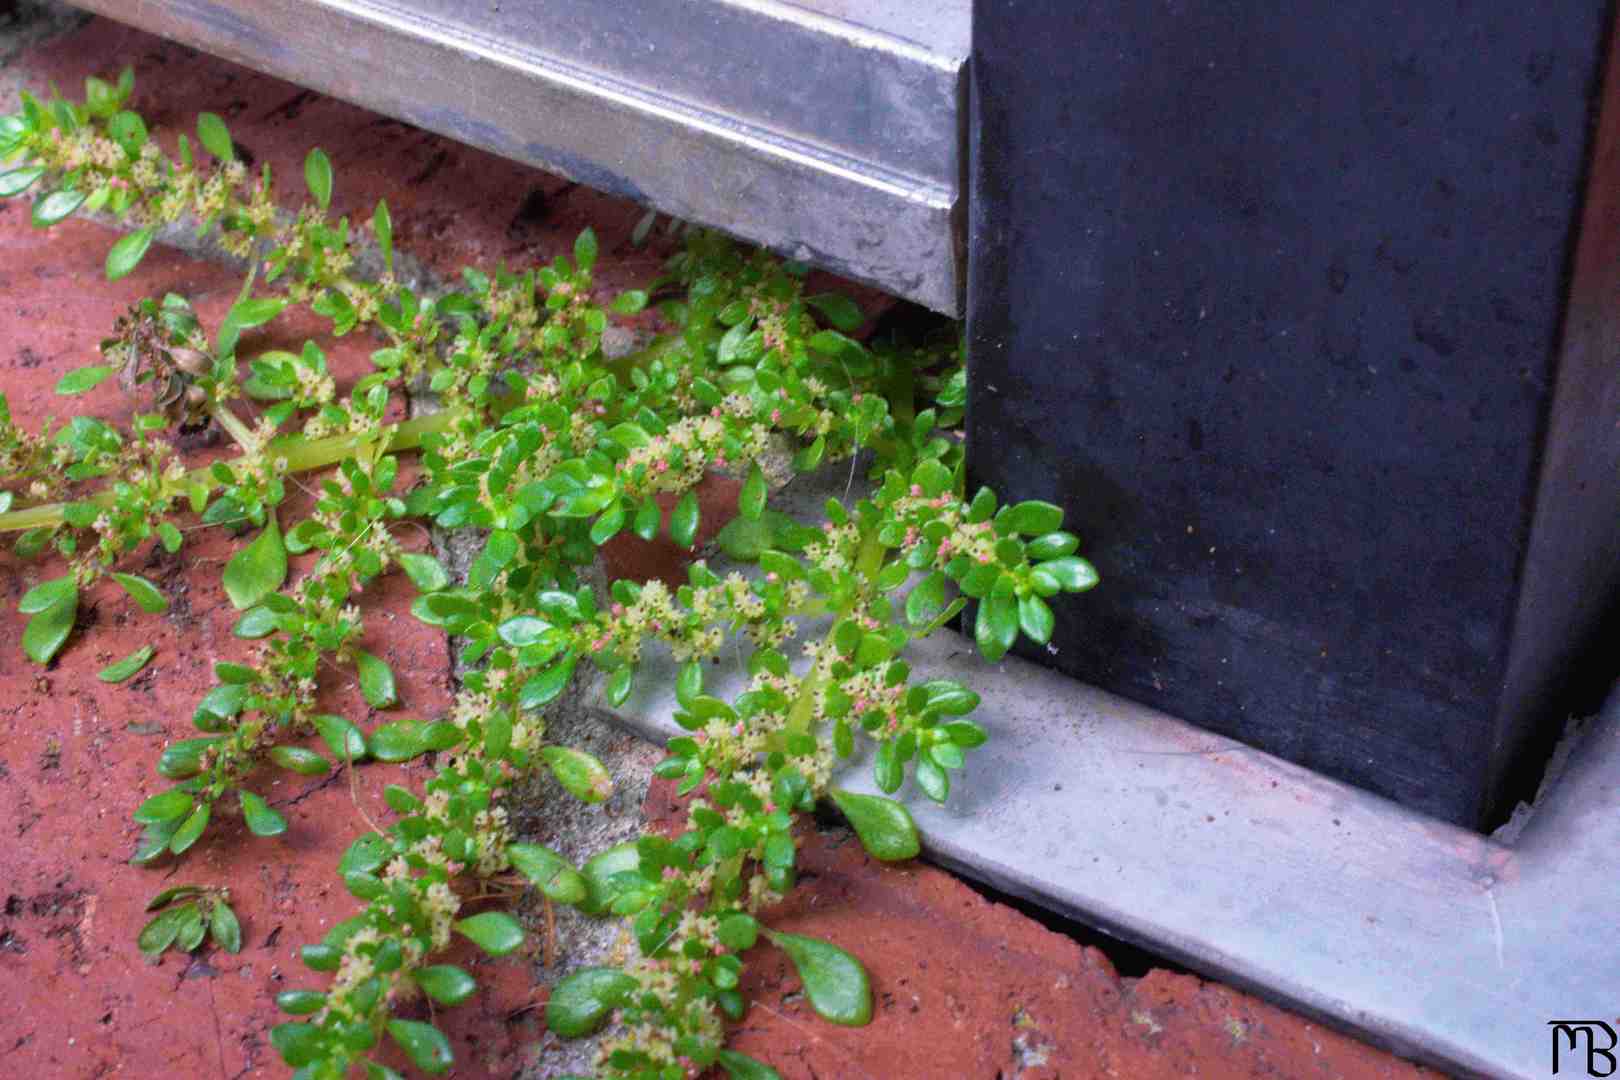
[54,3,1620,1077]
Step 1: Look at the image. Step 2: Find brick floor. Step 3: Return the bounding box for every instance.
[0,12,1439,1079]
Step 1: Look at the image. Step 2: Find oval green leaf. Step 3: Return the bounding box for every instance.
[222,520,287,610]
[32,187,86,227]
[168,803,211,855]
[196,111,234,161]
[112,572,168,613]
[240,789,288,837]
[669,490,699,549]
[105,226,154,281]
[413,964,476,1006]
[55,364,114,395]
[455,911,524,957]
[828,789,919,862]
[134,788,194,824]
[717,1049,784,1080]
[766,931,871,1026]
[303,147,333,209]
[508,842,588,905]
[386,1019,452,1075]
[210,897,242,953]
[545,967,637,1038]
[98,644,154,683]
[739,462,767,520]
[541,746,611,803]
[355,649,397,708]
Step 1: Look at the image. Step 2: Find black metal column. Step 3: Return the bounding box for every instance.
[966,0,1620,827]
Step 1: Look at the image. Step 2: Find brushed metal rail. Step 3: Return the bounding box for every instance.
[65,0,968,314]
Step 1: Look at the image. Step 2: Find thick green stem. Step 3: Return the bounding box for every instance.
[0,409,461,533]
[210,403,257,450]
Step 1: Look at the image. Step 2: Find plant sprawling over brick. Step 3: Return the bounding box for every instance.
[0,73,1098,1079]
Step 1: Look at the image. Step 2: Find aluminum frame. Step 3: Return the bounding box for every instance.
[66,0,967,313]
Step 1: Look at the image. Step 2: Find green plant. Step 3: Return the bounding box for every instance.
[0,73,1098,1079]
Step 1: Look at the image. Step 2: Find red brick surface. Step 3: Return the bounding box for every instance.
[0,16,1435,1080]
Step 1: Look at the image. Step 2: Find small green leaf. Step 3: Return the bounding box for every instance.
[137,905,189,955]
[996,500,1065,536]
[355,649,398,708]
[1026,531,1079,560]
[174,902,207,951]
[413,964,477,1006]
[632,497,661,541]
[98,644,154,683]
[373,199,393,274]
[222,520,287,609]
[611,289,648,314]
[32,187,86,227]
[589,505,626,545]
[105,226,154,281]
[112,572,168,613]
[519,655,577,711]
[717,913,759,951]
[915,756,949,802]
[807,292,865,332]
[270,1021,324,1067]
[240,790,288,837]
[605,666,633,707]
[1040,555,1100,592]
[545,967,637,1037]
[196,112,234,161]
[670,491,700,549]
[367,721,428,762]
[715,514,771,561]
[541,746,611,803]
[509,843,588,905]
[23,591,77,664]
[1018,593,1055,645]
[386,1019,453,1075]
[739,462,767,520]
[210,897,242,953]
[55,364,114,395]
[455,911,524,957]
[269,745,330,776]
[19,575,75,614]
[398,552,448,592]
[339,832,392,875]
[573,227,598,272]
[0,165,46,198]
[905,571,947,627]
[303,147,333,210]
[312,714,368,761]
[145,885,204,911]
[975,593,1019,661]
[169,803,211,855]
[276,990,326,1015]
[717,1050,784,1080]
[498,615,552,647]
[233,606,280,638]
[675,660,703,709]
[134,788,194,825]
[766,931,871,1026]
[579,842,641,915]
[828,789,919,862]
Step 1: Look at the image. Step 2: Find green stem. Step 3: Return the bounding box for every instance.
[210,403,256,450]
[0,409,461,533]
